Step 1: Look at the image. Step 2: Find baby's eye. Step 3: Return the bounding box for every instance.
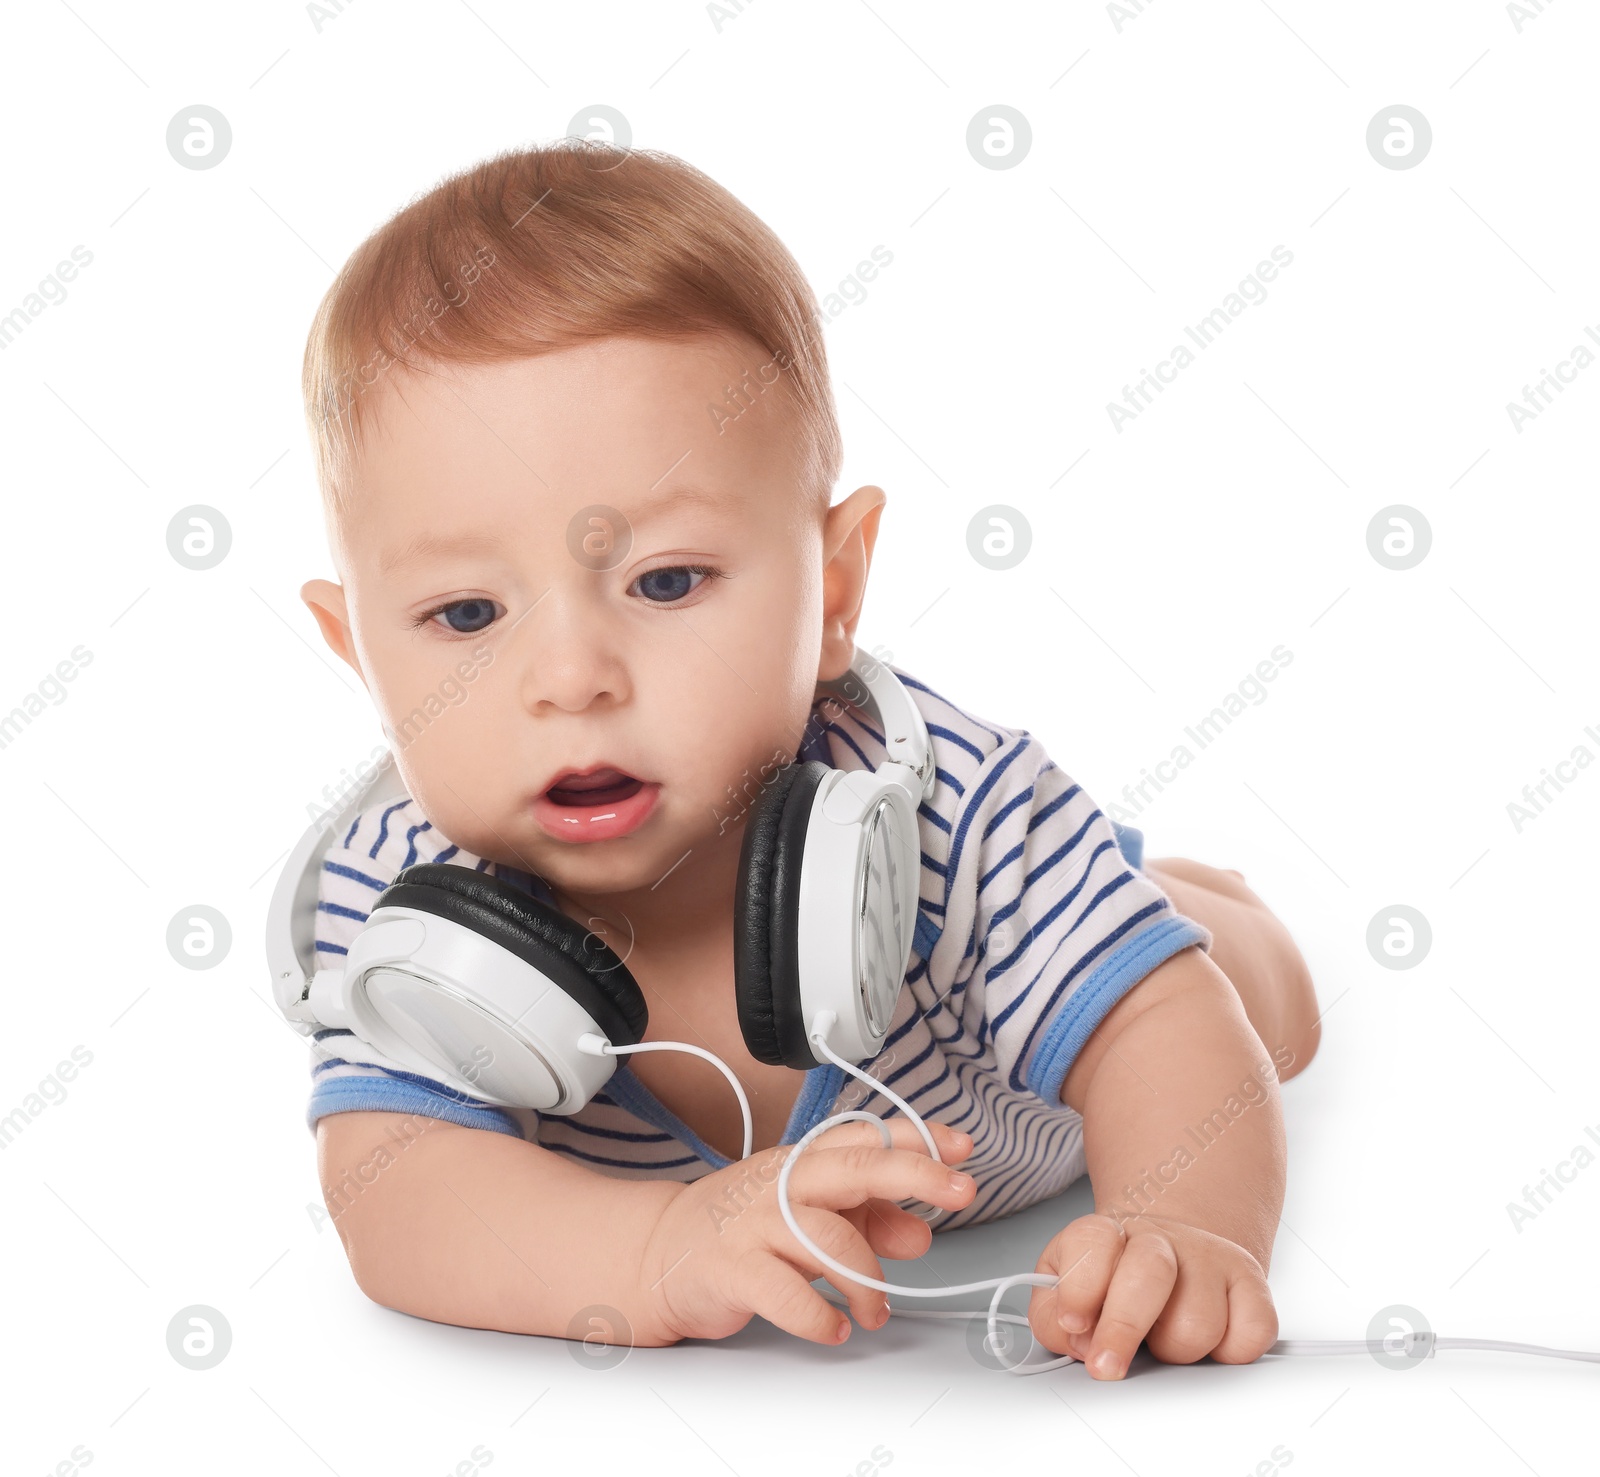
[425,597,501,634]
[630,564,720,605]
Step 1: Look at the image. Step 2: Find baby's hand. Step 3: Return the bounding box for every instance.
[1026,1213,1278,1379]
[634,1119,976,1346]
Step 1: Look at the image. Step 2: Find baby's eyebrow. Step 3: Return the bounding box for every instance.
[379,530,504,574]
[378,486,737,574]
[626,483,734,523]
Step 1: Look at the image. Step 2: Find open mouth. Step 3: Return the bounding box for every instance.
[543,767,645,808]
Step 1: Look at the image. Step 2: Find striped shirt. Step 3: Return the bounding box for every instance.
[306,662,1212,1228]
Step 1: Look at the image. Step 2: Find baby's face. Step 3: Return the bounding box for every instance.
[306,334,870,907]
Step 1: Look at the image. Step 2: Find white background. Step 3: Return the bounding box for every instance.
[3,1,1598,1472]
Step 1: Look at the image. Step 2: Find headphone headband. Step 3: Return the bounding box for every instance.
[816,646,934,804]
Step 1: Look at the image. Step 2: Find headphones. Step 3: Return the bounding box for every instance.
[266,644,935,1117]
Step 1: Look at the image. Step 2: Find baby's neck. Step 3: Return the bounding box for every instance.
[549,836,743,965]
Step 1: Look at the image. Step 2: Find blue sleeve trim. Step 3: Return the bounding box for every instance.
[1109,821,1144,871]
[1024,914,1212,1107]
[306,1074,524,1138]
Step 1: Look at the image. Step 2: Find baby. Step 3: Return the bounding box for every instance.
[294,140,1321,1380]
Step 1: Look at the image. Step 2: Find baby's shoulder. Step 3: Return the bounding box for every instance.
[884,663,1055,821]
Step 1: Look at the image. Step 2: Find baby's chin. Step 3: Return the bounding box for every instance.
[452,789,738,896]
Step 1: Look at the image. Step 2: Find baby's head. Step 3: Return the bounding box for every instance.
[299,141,884,916]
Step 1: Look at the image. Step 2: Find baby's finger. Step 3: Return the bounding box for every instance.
[735,1252,854,1346]
[842,1198,935,1261]
[1083,1231,1179,1380]
[769,1204,891,1331]
[786,1142,976,1218]
[811,1117,973,1166]
[1030,1214,1126,1342]
[1144,1264,1230,1365]
[1207,1265,1279,1366]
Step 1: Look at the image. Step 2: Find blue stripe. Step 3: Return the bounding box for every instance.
[322,859,390,891]
[917,1080,964,1121]
[977,795,1089,901]
[981,837,1124,992]
[926,721,986,765]
[988,870,1150,1041]
[544,1141,702,1170]
[894,672,1006,745]
[317,900,369,923]
[314,940,348,955]
[980,782,1035,843]
[900,1061,952,1107]
[968,839,1125,997]
[599,1066,736,1168]
[312,1058,500,1106]
[819,719,876,772]
[981,1111,1080,1223]
[306,1075,521,1137]
[1024,915,1211,1104]
[987,1109,1083,1223]
[401,820,434,869]
[369,799,414,859]
[342,816,360,848]
[958,1070,1052,1216]
[880,1034,938,1087]
[432,843,460,865]
[943,837,1127,1023]
[943,736,1033,904]
[550,1119,676,1144]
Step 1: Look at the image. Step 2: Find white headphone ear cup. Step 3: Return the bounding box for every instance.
[334,864,649,1114]
[380,863,649,1045]
[794,776,921,1066]
[341,912,620,1113]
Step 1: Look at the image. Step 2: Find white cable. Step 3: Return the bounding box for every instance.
[767,1012,1072,1374]
[578,1034,753,1162]
[777,1104,1072,1374]
[1266,1335,1600,1365]
[774,1014,1600,1376]
[811,1015,944,1225]
[584,1026,1600,1375]
[1432,1338,1600,1365]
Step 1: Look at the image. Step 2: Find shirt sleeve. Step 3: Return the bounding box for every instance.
[306,796,530,1140]
[926,729,1213,1108]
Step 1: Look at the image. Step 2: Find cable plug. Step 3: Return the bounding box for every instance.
[1399,1330,1437,1361]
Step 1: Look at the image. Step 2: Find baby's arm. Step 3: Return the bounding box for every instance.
[319,1109,977,1346]
[319,1109,683,1342]
[1026,943,1287,1376]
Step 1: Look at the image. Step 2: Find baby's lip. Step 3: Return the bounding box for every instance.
[539,762,646,796]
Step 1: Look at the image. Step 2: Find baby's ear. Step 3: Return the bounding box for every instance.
[301,579,365,684]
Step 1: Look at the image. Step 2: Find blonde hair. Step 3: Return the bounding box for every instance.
[302,139,842,517]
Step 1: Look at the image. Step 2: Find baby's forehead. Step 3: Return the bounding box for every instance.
[338,342,817,562]
[365,337,803,462]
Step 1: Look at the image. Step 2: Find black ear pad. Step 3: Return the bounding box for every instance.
[373,862,648,1049]
[734,761,829,1070]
